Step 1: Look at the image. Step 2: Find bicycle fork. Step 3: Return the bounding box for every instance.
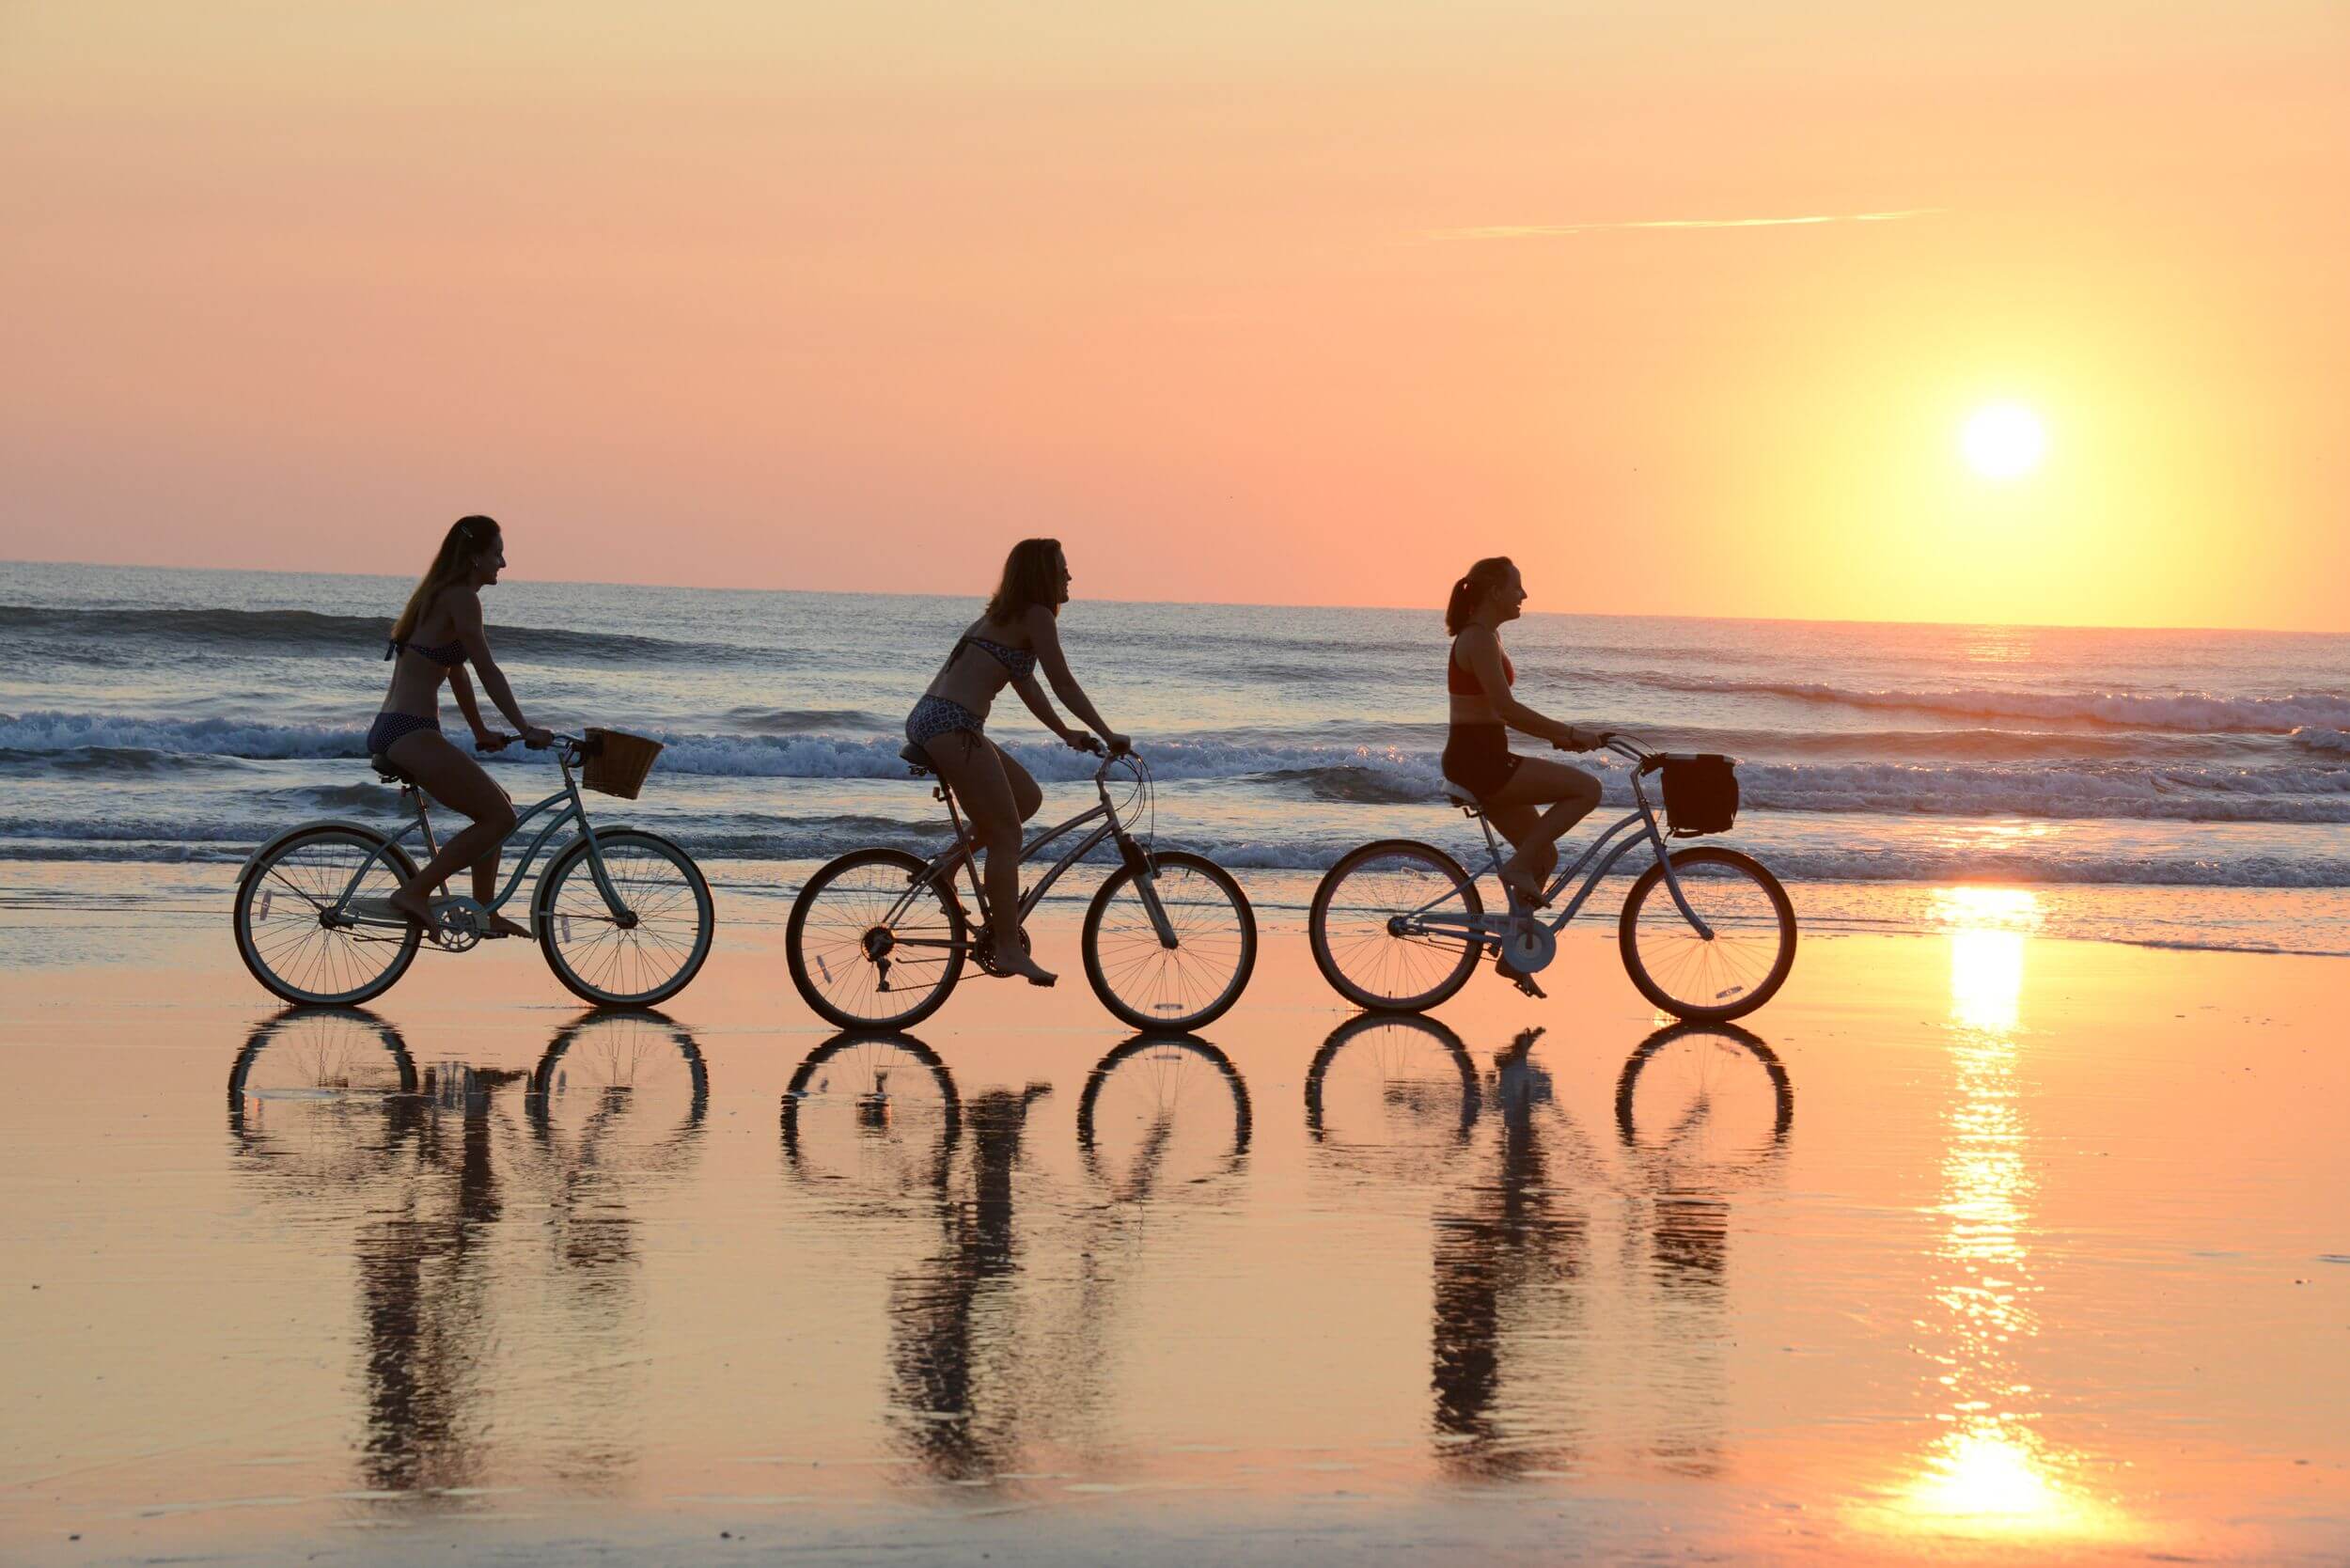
[1116,832,1180,949]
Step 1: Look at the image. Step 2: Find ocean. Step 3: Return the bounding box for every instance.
[5,559,2346,955]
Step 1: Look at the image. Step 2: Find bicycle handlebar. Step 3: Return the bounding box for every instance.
[1548,729,1655,760]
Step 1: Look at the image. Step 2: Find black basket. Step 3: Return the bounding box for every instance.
[1660,754,1739,838]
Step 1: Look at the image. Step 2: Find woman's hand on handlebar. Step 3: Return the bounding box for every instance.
[474,729,514,754]
[1555,726,1615,752]
[522,725,555,749]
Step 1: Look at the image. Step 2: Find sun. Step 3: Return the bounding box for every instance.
[1961,402,2047,479]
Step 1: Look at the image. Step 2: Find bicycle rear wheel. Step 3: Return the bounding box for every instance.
[233,825,422,1006]
[1308,840,1486,1012]
[537,829,715,1007]
[787,848,968,1029]
[1082,851,1257,1031]
[1618,847,1796,1022]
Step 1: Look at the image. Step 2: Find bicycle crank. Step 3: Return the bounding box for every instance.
[1498,917,1557,975]
[431,896,489,952]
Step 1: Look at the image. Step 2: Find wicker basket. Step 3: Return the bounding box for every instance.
[582,728,663,799]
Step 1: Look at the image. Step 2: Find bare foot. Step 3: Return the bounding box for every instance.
[1496,863,1550,908]
[486,914,532,940]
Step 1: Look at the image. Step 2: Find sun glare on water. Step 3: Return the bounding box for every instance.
[1961,402,2047,479]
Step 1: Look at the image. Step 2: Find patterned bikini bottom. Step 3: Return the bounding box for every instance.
[905,693,985,756]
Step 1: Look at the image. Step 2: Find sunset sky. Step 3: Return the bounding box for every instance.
[4,2,2344,630]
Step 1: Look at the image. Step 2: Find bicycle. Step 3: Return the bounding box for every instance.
[232,731,715,1009]
[1307,733,1795,1021]
[786,742,1257,1031]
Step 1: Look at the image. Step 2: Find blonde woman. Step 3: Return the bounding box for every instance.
[368,514,552,933]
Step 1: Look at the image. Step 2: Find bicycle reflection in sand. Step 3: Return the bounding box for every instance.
[1306,1012,1794,1480]
[227,1006,709,1507]
[780,1030,1251,1482]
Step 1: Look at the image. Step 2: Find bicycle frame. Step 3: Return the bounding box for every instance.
[318,739,629,931]
[884,753,1177,950]
[1409,737,1716,943]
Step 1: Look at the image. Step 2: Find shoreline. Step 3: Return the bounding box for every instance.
[6,854,2346,966]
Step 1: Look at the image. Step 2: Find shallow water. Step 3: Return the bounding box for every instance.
[8,560,2350,952]
[3,910,2345,1564]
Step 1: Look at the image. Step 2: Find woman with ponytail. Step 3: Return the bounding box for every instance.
[1444,557,1607,996]
[368,515,553,933]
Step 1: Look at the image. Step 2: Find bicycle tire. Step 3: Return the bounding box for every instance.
[1081,851,1257,1031]
[786,848,968,1030]
[535,829,715,1007]
[1617,847,1796,1022]
[232,824,423,1006]
[1308,839,1486,1012]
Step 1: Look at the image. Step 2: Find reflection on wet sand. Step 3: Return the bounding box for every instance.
[227,1007,709,1507]
[781,1031,1256,1485]
[1871,888,2131,1544]
[1305,1013,1796,1482]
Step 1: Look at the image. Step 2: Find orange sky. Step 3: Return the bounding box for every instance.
[3,2,2344,630]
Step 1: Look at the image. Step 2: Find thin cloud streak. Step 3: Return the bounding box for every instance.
[1438,208,1943,240]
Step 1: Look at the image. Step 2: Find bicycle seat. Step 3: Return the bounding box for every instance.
[1441,781,1483,812]
[899,743,934,777]
[371,754,418,786]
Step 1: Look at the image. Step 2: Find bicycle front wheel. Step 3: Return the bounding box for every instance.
[1082,851,1257,1031]
[786,848,968,1029]
[537,829,715,1007]
[1618,847,1796,1022]
[1308,840,1486,1012]
[233,825,422,1006]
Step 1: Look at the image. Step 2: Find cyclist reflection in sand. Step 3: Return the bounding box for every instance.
[779,1032,1053,1482]
[1428,1026,1603,1476]
[779,1031,1253,1483]
[1304,1012,1794,1482]
[228,1007,709,1502]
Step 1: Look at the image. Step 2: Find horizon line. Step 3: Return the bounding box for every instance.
[0,553,2335,640]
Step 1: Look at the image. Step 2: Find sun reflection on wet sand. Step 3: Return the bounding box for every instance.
[1859,887,2135,1544]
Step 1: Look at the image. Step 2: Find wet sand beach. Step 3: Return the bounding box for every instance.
[3,899,2346,1565]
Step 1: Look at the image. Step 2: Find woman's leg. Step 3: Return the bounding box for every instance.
[923,730,1056,984]
[1478,804,1553,995]
[991,741,1044,824]
[1483,757,1603,904]
[383,730,523,933]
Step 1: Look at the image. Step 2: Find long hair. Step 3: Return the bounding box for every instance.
[1445,556,1514,635]
[391,515,499,641]
[983,538,1065,624]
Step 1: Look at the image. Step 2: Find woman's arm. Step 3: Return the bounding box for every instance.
[1008,671,1087,745]
[1025,607,1126,748]
[450,591,553,745]
[447,665,503,745]
[1458,627,1581,746]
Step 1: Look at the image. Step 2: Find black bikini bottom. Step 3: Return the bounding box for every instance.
[1441,724,1523,801]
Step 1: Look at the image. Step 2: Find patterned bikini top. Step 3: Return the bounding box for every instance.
[386,637,466,667]
[954,635,1037,681]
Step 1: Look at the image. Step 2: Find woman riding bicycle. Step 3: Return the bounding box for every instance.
[1444,556,1607,995]
[906,538,1127,988]
[369,514,553,933]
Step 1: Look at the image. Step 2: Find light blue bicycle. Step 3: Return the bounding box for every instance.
[233,731,713,1008]
[1307,733,1794,1021]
